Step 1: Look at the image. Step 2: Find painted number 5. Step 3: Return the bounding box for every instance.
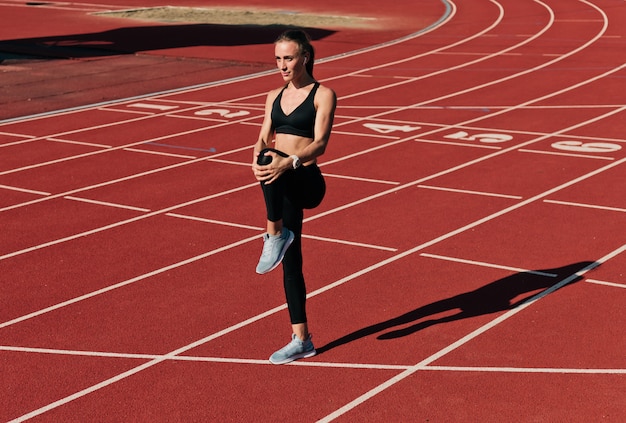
[444,131,513,143]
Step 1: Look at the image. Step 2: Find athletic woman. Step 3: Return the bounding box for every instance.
[251,29,336,364]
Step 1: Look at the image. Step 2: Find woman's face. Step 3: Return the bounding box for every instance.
[275,40,306,83]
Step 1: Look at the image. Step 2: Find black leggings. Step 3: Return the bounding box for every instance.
[258,149,326,324]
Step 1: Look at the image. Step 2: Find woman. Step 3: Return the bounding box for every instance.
[251,29,337,365]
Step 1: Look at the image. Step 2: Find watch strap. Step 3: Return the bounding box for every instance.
[290,154,301,169]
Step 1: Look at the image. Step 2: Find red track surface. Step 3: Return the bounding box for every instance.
[1,0,625,421]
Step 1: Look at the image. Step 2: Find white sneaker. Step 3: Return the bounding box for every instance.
[255,229,294,274]
[269,334,316,365]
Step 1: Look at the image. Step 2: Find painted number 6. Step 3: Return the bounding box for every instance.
[551,141,622,153]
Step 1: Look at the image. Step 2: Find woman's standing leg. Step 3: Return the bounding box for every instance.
[281,164,325,340]
[268,195,315,365]
[268,166,326,364]
[280,196,309,339]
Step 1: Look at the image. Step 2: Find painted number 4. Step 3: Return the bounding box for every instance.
[363,123,421,134]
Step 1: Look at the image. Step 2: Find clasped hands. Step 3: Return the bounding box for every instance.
[252,150,291,184]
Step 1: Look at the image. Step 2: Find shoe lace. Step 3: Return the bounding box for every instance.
[283,337,302,354]
[260,235,277,260]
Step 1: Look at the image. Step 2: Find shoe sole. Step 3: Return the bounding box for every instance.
[255,231,295,275]
[269,349,316,365]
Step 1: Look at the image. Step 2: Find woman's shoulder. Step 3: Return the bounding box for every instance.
[314,83,337,106]
[316,82,335,95]
[265,85,285,105]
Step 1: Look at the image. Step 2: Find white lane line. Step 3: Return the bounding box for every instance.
[419,253,559,277]
[586,279,626,289]
[543,199,626,214]
[3,345,623,373]
[0,185,50,196]
[518,148,615,161]
[63,196,151,212]
[0,345,410,370]
[426,365,626,374]
[417,184,523,199]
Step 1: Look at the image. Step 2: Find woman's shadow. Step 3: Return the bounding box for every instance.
[317,261,597,354]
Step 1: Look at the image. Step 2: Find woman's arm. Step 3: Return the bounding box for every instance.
[296,85,337,163]
[253,88,280,160]
[252,89,281,182]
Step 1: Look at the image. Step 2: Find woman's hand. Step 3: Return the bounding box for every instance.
[251,150,291,184]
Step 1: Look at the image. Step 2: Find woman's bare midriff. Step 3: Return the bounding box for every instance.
[275,133,316,165]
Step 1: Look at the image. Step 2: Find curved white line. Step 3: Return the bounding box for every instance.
[0,0,455,125]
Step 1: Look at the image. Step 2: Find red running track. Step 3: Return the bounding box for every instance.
[1,0,625,421]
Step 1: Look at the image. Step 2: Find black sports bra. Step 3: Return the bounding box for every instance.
[271,82,319,138]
